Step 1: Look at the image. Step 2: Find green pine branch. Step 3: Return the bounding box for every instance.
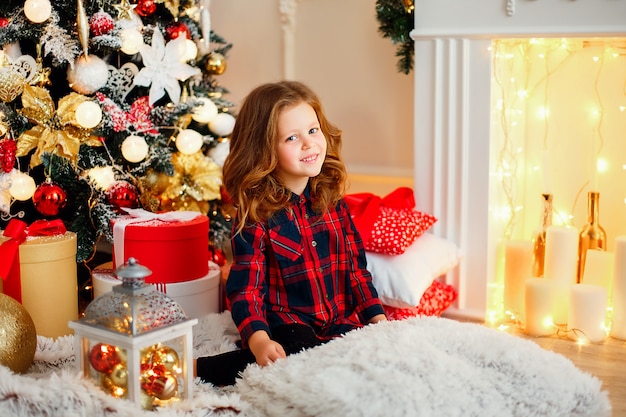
[375,0,415,74]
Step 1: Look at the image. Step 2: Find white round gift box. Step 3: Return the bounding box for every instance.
[92,261,221,320]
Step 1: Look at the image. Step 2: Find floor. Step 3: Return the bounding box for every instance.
[443,312,626,416]
[513,329,626,417]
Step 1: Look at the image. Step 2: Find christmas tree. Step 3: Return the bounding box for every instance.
[0,0,234,269]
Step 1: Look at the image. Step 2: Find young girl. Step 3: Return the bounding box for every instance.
[196,81,386,385]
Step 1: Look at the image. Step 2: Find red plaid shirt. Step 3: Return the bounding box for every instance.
[227,187,385,348]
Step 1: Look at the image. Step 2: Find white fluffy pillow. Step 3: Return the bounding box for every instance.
[366,233,461,308]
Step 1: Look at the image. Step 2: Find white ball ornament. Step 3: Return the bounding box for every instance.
[208,139,230,168]
[176,129,203,155]
[87,166,116,190]
[24,0,52,23]
[75,101,103,128]
[120,28,144,55]
[191,97,218,124]
[8,170,36,201]
[121,135,149,163]
[67,55,109,95]
[182,39,198,62]
[208,112,236,137]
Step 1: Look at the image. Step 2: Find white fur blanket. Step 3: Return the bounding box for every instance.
[0,313,611,417]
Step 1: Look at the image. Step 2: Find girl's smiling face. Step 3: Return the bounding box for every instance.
[274,101,327,195]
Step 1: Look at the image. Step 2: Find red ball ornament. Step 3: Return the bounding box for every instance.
[89,343,121,374]
[135,0,157,17]
[165,21,191,40]
[89,10,115,37]
[211,248,227,267]
[0,18,9,28]
[106,181,139,209]
[33,180,67,216]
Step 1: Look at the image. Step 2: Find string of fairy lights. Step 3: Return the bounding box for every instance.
[486,37,626,343]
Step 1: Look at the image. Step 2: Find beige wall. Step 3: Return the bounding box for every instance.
[211,0,414,195]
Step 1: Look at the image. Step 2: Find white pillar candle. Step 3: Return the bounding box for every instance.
[504,240,533,319]
[568,284,607,343]
[544,225,578,324]
[581,249,613,295]
[611,236,626,340]
[524,277,556,337]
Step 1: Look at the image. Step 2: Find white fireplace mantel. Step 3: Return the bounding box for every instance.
[412,0,626,319]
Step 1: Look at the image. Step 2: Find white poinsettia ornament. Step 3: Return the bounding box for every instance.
[134,29,200,105]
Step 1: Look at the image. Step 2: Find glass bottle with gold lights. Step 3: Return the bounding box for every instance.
[532,193,553,277]
[578,191,606,282]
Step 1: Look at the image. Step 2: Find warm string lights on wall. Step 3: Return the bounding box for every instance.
[485,37,626,344]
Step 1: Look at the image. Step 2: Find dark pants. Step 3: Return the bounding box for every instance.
[196,323,325,386]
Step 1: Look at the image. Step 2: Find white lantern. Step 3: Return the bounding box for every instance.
[120,28,144,55]
[208,112,236,137]
[24,0,52,23]
[175,129,203,155]
[8,170,36,201]
[121,135,149,163]
[75,101,103,129]
[191,97,218,124]
[69,258,197,410]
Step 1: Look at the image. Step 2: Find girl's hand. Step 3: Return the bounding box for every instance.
[368,314,387,324]
[248,330,287,366]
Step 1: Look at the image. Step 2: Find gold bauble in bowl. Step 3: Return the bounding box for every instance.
[0,293,37,373]
[204,52,227,75]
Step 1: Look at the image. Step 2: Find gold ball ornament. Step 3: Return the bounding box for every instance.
[101,374,127,398]
[155,346,180,373]
[0,67,26,102]
[0,294,37,373]
[204,52,227,75]
[109,362,129,387]
[142,170,170,194]
[146,373,178,400]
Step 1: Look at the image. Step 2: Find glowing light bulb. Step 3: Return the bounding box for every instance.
[87,166,116,190]
[9,170,37,201]
[121,135,149,162]
[24,0,52,23]
[191,97,218,123]
[75,101,103,128]
[176,129,203,154]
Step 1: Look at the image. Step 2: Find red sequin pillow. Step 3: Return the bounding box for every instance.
[365,207,438,255]
[383,280,458,320]
[345,187,438,256]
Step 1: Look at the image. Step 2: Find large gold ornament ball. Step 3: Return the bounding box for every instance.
[0,293,37,373]
[204,52,227,75]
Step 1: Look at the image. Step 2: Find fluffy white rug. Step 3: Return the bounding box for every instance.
[0,313,611,417]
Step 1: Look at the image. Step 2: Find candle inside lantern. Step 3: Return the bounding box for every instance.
[568,284,607,343]
[524,277,555,337]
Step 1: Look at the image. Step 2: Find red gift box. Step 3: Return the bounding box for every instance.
[112,210,209,284]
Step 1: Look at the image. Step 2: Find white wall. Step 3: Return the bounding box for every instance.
[211,0,414,194]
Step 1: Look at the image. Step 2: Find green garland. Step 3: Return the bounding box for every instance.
[375,0,415,74]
